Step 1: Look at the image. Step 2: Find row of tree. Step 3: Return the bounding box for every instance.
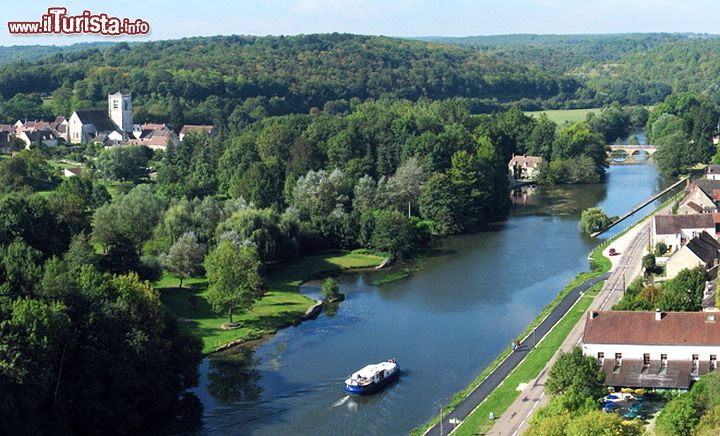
[613,267,707,312]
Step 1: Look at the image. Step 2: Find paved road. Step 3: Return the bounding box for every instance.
[423,272,610,436]
[487,219,656,436]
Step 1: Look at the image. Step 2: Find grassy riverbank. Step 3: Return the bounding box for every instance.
[158,249,384,354]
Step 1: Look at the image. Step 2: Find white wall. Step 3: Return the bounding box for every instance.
[666,245,705,279]
[583,343,720,362]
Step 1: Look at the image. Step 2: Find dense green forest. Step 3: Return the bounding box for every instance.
[0,34,585,125]
[0,42,117,66]
[429,33,720,107]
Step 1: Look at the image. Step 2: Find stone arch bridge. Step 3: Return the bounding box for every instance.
[608,145,657,164]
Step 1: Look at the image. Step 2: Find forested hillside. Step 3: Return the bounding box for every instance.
[0,42,116,66]
[0,34,583,125]
[428,33,720,107]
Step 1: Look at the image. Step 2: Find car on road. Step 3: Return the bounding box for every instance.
[609,248,617,256]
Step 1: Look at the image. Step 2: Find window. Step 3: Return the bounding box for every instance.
[643,353,650,366]
[597,352,604,364]
[661,354,668,366]
[692,354,699,373]
[112,100,118,109]
[712,355,717,370]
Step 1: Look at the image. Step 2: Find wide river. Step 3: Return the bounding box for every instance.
[188,164,672,436]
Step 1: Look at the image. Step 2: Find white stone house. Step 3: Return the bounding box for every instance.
[651,214,717,253]
[17,129,58,148]
[508,155,544,180]
[583,310,720,389]
[707,165,720,181]
[664,231,720,280]
[179,124,216,142]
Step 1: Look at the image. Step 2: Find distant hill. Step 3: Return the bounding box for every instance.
[0,42,117,65]
[413,33,698,70]
[0,34,583,124]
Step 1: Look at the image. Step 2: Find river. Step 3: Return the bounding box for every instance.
[186,164,672,436]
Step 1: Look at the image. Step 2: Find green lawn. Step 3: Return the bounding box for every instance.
[105,181,136,199]
[525,108,601,124]
[452,281,604,435]
[158,250,385,353]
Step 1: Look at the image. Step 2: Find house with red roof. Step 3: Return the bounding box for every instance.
[583,310,720,389]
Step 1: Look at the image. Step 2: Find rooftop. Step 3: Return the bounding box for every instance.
[509,155,543,167]
[73,109,117,132]
[685,231,720,264]
[584,311,720,346]
[653,213,716,235]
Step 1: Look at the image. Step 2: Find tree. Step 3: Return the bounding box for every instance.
[161,232,204,289]
[655,242,668,257]
[656,393,701,436]
[216,208,283,262]
[696,405,720,436]
[205,241,263,324]
[419,172,459,236]
[566,410,643,435]
[0,149,58,193]
[546,347,605,398]
[370,210,417,259]
[579,207,613,234]
[642,253,657,273]
[95,146,150,182]
[659,266,706,311]
[321,277,344,302]
[91,185,165,256]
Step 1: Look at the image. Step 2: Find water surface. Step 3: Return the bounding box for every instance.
[188,164,672,436]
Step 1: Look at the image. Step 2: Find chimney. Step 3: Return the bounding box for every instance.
[655,309,663,321]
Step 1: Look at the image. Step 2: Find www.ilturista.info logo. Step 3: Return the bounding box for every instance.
[8,8,150,36]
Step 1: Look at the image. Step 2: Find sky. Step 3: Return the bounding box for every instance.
[3,0,720,46]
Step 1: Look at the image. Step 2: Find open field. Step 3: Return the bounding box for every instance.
[525,108,601,124]
[158,250,384,354]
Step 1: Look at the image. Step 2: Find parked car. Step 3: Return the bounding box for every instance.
[609,248,617,256]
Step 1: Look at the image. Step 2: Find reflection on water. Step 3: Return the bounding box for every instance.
[206,348,263,405]
[511,182,608,217]
[185,165,671,436]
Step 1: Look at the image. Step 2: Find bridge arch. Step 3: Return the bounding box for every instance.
[610,149,629,163]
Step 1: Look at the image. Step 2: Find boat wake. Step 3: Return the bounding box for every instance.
[332,395,350,408]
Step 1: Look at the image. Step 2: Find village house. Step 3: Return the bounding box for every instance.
[664,231,720,279]
[17,129,58,148]
[678,182,718,214]
[651,214,718,253]
[179,124,216,142]
[63,167,83,178]
[128,123,179,151]
[508,154,543,180]
[683,179,720,211]
[703,266,718,312]
[583,310,720,390]
[707,165,720,181]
